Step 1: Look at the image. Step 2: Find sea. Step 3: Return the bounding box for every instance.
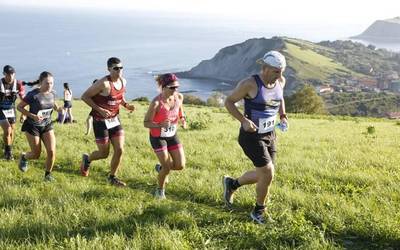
[1,7,399,100]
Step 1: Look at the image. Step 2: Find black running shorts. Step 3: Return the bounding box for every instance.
[21,120,53,137]
[238,128,276,167]
[149,134,182,152]
[93,118,124,144]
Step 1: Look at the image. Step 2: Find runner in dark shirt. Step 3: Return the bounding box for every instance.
[0,65,25,160]
[17,71,60,182]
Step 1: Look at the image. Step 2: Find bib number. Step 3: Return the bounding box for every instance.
[258,116,276,134]
[161,124,177,137]
[105,117,120,129]
[37,108,53,119]
[2,109,15,118]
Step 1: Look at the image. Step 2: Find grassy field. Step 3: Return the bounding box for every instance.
[0,100,399,249]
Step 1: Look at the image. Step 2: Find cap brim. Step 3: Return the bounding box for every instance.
[256,58,265,64]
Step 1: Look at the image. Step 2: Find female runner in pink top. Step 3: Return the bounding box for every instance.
[144,73,187,199]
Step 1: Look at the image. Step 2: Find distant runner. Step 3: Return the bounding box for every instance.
[143,73,187,199]
[223,51,289,224]
[17,71,60,181]
[80,57,135,187]
[60,82,74,124]
[0,65,25,160]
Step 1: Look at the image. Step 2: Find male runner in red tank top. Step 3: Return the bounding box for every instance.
[80,57,135,187]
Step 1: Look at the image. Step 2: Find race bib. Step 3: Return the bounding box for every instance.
[37,108,53,119]
[105,117,120,129]
[258,116,276,134]
[2,109,15,118]
[160,124,177,137]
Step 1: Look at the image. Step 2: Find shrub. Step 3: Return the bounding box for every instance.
[188,112,211,130]
[132,96,149,102]
[183,95,206,106]
[207,92,225,107]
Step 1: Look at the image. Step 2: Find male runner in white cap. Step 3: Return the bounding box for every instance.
[223,51,289,224]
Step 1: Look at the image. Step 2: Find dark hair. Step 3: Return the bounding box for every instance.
[155,73,178,88]
[25,71,53,86]
[107,57,121,68]
[64,82,71,94]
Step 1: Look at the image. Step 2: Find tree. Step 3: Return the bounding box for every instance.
[286,84,327,114]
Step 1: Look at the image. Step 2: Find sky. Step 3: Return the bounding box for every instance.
[1,0,399,27]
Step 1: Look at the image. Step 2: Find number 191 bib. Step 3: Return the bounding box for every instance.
[258,116,276,134]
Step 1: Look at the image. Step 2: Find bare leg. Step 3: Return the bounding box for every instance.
[41,130,56,172]
[154,150,173,189]
[109,135,124,176]
[255,163,274,206]
[24,132,41,160]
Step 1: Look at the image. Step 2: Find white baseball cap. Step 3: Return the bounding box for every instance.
[256,51,286,69]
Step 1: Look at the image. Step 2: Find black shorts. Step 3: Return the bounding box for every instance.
[0,108,16,124]
[93,118,124,144]
[238,129,276,167]
[64,101,72,108]
[21,120,53,137]
[150,134,182,152]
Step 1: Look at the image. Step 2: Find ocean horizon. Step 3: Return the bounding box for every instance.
[1,7,399,100]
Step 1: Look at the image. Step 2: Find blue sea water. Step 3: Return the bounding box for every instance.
[1,7,399,100]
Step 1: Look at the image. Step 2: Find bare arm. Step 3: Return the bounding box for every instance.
[278,77,288,122]
[17,100,41,122]
[225,78,259,132]
[177,93,187,129]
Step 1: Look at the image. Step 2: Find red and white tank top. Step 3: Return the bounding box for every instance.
[91,76,125,120]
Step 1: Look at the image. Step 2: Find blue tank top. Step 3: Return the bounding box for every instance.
[243,75,283,134]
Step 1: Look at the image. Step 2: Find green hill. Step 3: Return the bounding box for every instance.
[0,101,399,249]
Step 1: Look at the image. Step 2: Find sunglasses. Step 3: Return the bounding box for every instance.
[112,66,123,71]
[166,86,179,90]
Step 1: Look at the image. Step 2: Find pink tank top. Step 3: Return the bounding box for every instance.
[150,94,180,137]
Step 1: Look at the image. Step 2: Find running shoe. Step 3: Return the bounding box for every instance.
[250,209,266,224]
[44,174,55,182]
[222,176,235,207]
[108,176,126,187]
[154,188,166,199]
[80,153,90,177]
[18,153,28,172]
[4,150,14,161]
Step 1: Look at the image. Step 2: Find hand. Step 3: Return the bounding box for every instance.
[159,119,171,129]
[32,114,44,122]
[280,118,289,132]
[20,115,26,123]
[97,108,112,118]
[181,120,188,129]
[241,118,258,132]
[125,103,135,113]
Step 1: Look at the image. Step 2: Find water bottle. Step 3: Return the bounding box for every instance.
[276,122,288,132]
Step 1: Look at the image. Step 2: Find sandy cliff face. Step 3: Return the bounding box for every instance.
[353,17,400,41]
